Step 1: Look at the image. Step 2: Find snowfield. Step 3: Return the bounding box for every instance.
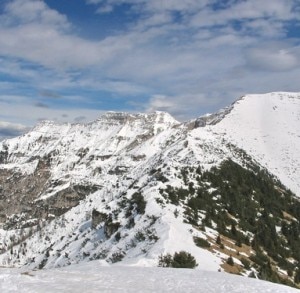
[0,262,298,293]
[213,92,300,196]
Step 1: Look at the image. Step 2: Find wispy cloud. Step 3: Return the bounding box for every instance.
[245,43,300,72]
[0,0,299,134]
[2,0,69,29]
[39,90,62,99]
[0,95,104,125]
[0,121,29,140]
[34,102,49,108]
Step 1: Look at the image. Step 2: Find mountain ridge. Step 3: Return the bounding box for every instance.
[0,92,299,289]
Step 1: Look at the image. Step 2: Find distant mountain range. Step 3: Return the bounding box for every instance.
[0,92,299,288]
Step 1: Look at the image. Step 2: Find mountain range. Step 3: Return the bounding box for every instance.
[0,92,299,289]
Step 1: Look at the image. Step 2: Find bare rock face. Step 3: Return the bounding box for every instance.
[0,158,51,229]
[0,150,8,164]
[0,154,101,229]
[91,210,108,229]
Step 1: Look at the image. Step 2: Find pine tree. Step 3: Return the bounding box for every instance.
[294,268,300,284]
[172,251,198,269]
[227,255,234,266]
[158,251,198,269]
[216,235,221,245]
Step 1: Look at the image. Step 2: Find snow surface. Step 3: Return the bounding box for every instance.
[213,92,300,196]
[0,262,298,293]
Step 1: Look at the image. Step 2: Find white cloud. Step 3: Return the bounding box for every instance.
[0,0,299,126]
[242,19,286,37]
[3,0,69,29]
[246,46,300,71]
[142,0,210,13]
[0,95,104,126]
[96,4,114,14]
[0,121,30,139]
[87,0,210,14]
[0,0,134,71]
[0,121,27,130]
[144,94,222,121]
[0,25,108,69]
[86,0,104,4]
[190,0,297,37]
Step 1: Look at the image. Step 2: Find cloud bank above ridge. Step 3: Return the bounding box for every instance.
[0,0,300,138]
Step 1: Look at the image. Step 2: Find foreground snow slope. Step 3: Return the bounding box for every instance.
[0,262,298,293]
[213,92,300,196]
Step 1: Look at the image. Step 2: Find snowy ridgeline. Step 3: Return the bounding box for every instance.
[213,92,300,196]
[0,92,299,289]
[0,262,299,293]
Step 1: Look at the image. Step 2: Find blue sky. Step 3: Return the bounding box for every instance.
[0,0,300,139]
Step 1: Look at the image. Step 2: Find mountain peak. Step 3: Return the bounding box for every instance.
[96,111,179,125]
[0,92,299,290]
[213,91,300,195]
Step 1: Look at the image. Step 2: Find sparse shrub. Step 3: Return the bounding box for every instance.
[146,229,159,242]
[155,173,169,183]
[193,236,210,248]
[135,230,146,242]
[158,251,198,269]
[158,253,173,267]
[294,268,300,284]
[131,192,146,214]
[174,209,179,218]
[104,219,120,238]
[235,239,242,247]
[115,231,121,242]
[155,197,164,206]
[110,251,126,263]
[249,271,256,278]
[126,217,135,229]
[241,258,250,270]
[258,260,280,283]
[147,215,158,226]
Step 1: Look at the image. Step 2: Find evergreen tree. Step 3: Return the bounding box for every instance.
[158,251,198,269]
[231,223,237,236]
[172,251,198,269]
[227,255,234,266]
[158,253,173,267]
[294,268,300,284]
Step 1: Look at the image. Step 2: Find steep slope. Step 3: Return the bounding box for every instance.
[0,94,299,289]
[212,92,300,196]
[0,111,225,271]
[0,111,181,226]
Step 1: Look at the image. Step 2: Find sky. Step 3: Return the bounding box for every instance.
[0,0,300,139]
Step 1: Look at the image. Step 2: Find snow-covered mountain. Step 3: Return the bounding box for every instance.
[0,92,299,289]
[213,92,300,196]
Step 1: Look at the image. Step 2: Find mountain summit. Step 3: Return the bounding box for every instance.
[213,92,300,196]
[0,92,299,288]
